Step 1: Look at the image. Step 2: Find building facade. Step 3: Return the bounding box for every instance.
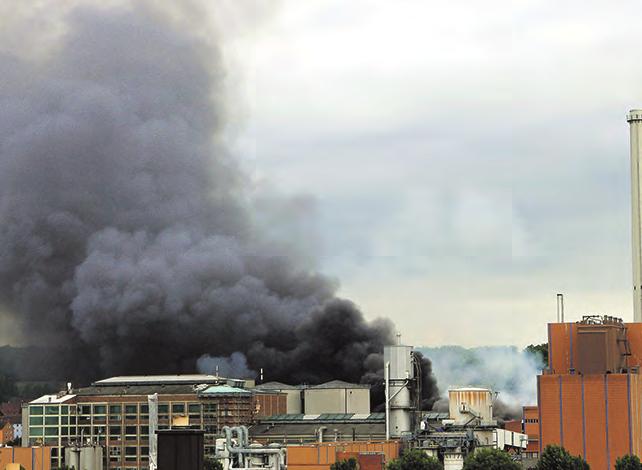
[23,375,285,470]
[538,317,642,469]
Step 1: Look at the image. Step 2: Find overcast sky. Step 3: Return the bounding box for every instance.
[221,0,642,348]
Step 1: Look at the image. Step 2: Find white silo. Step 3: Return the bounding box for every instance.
[384,344,415,438]
[628,109,642,322]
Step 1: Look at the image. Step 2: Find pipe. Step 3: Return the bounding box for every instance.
[385,361,390,441]
[557,294,564,323]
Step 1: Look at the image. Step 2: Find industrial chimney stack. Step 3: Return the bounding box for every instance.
[628,110,642,322]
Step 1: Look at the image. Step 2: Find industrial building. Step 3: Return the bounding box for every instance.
[23,374,286,469]
[538,316,642,469]
[250,413,386,444]
[254,380,371,415]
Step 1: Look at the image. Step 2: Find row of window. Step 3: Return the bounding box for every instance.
[30,402,206,417]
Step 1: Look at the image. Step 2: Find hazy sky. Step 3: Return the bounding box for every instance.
[223,1,642,348]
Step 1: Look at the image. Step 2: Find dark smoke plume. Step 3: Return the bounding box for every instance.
[0,1,439,407]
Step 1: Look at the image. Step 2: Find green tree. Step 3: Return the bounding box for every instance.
[463,448,521,470]
[204,458,224,470]
[524,344,548,368]
[536,445,589,470]
[387,449,442,470]
[616,455,642,470]
[332,458,359,470]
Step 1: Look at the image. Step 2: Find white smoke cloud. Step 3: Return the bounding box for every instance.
[419,345,545,413]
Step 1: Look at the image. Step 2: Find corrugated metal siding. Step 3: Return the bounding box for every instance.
[583,375,608,470]
[561,375,583,457]
[287,441,399,470]
[607,375,632,468]
[0,447,51,470]
[539,375,561,449]
[629,374,642,456]
[548,324,577,374]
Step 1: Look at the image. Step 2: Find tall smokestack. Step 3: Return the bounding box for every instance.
[628,110,642,322]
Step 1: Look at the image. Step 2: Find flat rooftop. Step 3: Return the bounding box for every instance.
[93,374,223,387]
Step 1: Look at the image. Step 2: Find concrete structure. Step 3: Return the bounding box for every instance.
[629,110,642,322]
[23,375,285,470]
[303,381,370,415]
[539,317,642,469]
[250,413,385,444]
[254,382,304,414]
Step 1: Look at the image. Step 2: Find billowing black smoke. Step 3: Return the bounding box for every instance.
[0,2,439,408]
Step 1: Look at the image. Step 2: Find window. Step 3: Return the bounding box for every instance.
[80,405,91,415]
[30,406,44,416]
[125,446,137,456]
[140,405,149,414]
[125,426,137,435]
[45,427,58,436]
[31,427,43,437]
[140,426,149,436]
[45,406,59,415]
[45,416,59,426]
[158,404,169,413]
[172,403,185,413]
[125,404,137,414]
[61,405,69,414]
[110,405,122,414]
[94,405,107,415]
[110,426,122,436]
[61,416,68,425]
[188,404,201,414]
[30,417,43,426]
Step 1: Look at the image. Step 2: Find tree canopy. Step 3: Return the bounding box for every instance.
[462,448,521,470]
[616,455,642,470]
[332,458,359,470]
[536,445,589,470]
[387,449,443,470]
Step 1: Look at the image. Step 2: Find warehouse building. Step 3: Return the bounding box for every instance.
[250,413,385,444]
[23,375,285,470]
[538,316,642,469]
[255,380,371,415]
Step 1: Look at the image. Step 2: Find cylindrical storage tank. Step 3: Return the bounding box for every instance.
[384,345,415,437]
[448,387,494,426]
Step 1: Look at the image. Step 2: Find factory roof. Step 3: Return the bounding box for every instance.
[199,385,252,396]
[250,421,385,441]
[93,374,222,386]
[308,380,369,390]
[255,381,305,390]
[30,394,76,404]
[259,413,384,423]
[72,384,200,397]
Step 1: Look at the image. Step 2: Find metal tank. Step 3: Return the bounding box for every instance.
[448,388,494,426]
[384,344,415,438]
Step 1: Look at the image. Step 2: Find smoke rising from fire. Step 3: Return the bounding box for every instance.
[0,1,439,407]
